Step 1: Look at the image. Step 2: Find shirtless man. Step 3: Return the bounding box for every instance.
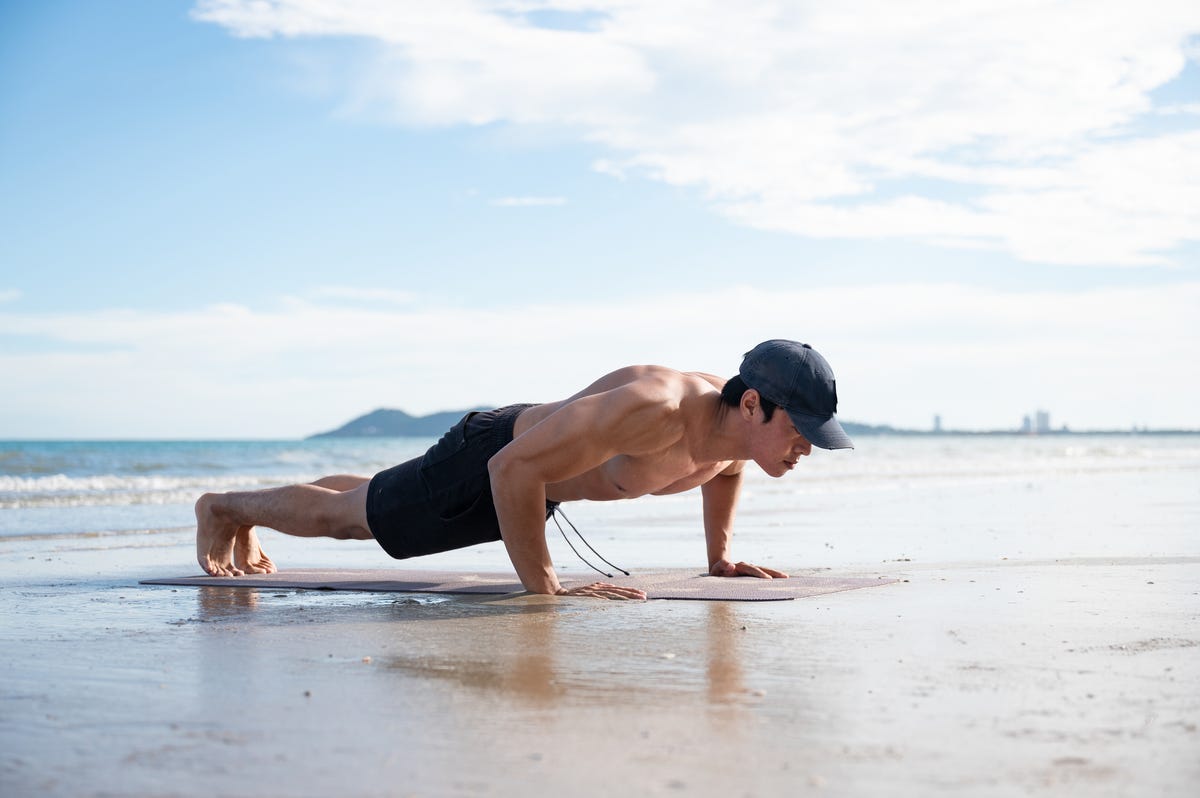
[195,339,852,600]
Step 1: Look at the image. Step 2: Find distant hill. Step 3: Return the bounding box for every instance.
[840,420,909,436]
[311,407,910,440]
[307,408,486,439]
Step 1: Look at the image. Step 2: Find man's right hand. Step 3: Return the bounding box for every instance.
[556,582,647,600]
[709,559,788,579]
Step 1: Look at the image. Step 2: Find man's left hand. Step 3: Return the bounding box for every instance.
[709,559,788,579]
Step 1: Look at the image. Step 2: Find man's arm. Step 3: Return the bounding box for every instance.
[702,463,788,579]
[702,465,742,568]
[487,382,679,598]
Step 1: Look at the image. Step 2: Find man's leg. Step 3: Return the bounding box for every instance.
[309,474,372,491]
[197,477,374,576]
[228,475,372,574]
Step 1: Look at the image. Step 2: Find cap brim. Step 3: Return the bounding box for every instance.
[788,410,854,450]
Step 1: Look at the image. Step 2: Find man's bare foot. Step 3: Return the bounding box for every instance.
[195,493,244,576]
[234,526,276,574]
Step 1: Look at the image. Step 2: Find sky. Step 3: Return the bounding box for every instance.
[1,0,1198,438]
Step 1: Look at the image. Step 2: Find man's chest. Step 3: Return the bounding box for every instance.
[601,451,730,497]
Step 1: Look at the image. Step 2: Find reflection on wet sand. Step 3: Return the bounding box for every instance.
[195,585,260,618]
[378,598,758,718]
[705,602,747,705]
[183,587,775,754]
[383,601,564,705]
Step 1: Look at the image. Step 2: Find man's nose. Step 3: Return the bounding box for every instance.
[795,439,812,456]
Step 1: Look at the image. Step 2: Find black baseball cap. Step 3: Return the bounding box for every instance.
[739,340,853,450]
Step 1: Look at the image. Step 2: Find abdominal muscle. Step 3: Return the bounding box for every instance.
[545,456,730,503]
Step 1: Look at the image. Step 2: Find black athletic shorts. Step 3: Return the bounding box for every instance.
[365,403,557,559]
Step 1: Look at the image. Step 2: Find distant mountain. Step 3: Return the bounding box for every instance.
[307,407,486,439]
[311,407,914,440]
[839,420,913,436]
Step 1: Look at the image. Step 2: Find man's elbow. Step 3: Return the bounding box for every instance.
[487,451,510,482]
[488,450,524,485]
[489,449,551,494]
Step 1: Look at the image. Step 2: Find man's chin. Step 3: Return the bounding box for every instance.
[759,461,791,478]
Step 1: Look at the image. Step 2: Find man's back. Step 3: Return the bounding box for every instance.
[507,365,737,503]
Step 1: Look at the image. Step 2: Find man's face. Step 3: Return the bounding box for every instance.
[752,408,813,478]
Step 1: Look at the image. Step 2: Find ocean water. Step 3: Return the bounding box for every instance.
[2,435,1198,572]
[0,438,432,540]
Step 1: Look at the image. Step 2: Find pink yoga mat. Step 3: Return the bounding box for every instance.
[142,568,898,601]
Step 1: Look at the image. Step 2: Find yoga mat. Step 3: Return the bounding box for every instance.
[142,568,897,601]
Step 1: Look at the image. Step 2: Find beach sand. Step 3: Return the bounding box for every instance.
[3,442,1199,796]
[2,547,1197,797]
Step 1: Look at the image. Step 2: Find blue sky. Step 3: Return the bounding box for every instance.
[2,0,1198,438]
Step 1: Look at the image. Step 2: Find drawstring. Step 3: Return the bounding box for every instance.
[550,505,630,579]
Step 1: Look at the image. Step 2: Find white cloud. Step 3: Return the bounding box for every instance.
[0,289,22,304]
[1156,102,1200,116]
[489,196,568,207]
[2,282,1197,436]
[723,130,1200,266]
[192,0,1200,267]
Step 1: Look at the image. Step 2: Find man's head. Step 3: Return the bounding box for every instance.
[732,340,853,451]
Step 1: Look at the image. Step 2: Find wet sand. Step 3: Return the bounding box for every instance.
[2,547,1197,797]
[3,448,1199,796]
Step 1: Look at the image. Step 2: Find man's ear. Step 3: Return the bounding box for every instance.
[740,389,759,420]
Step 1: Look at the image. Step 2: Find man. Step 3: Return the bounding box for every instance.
[195,339,852,600]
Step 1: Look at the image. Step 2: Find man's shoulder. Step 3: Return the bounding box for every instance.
[684,370,727,392]
[606,368,725,432]
[581,369,718,427]
[548,366,724,433]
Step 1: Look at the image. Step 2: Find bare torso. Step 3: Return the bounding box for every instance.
[511,366,737,503]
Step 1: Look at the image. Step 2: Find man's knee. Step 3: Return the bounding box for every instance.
[322,484,372,540]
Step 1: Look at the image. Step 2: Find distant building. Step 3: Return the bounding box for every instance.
[933,414,942,433]
[1021,411,1053,434]
[1036,410,1050,434]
